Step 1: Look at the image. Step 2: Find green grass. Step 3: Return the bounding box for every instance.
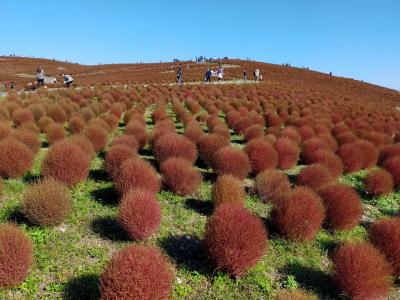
[1,112,400,299]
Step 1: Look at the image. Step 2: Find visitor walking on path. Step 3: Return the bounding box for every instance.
[204,68,212,83]
[254,68,260,82]
[243,69,247,81]
[62,74,74,87]
[36,66,45,87]
[176,66,183,85]
[217,66,224,82]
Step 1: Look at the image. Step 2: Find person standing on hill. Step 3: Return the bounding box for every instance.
[204,68,212,83]
[36,66,45,87]
[176,66,183,85]
[243,69,247,81]
[217,66,224,82]
[254,68,260,82]
[62,73,74,87]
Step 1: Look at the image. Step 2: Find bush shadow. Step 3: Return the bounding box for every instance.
[89,169,109,182]
[282,262,339,299]
[63,273,100,300]
[7,209,36,227]
[91,216,130,242]
[185,198,213,216]
[91,185,120,206]
[159,235,213,276]
[22,172,42,184]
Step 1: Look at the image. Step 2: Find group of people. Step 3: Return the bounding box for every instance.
[243,68,263,82]
[36,66,75,88]
[176,65,225,84]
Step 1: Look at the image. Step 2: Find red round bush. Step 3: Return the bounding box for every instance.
[0,123,11,139]
[12,129,41,155]
[0,138,33,178]
[154,133,198,164]
[271,187,325,241]
[379,144,400,165]
[12,108,34,126]
[184,123,204,143]
[69,134,95,158]
[275,137,300,170]
[100,245,173,300]
[197,134,230,166]
[369,217,400,276]
[204,204,267,277]
[160,158,202,195]
[308,149,343,178]
[84,124,109,152]
[317,183,362,231]
[125,121,147,148]
[383,156,400,187]
[22,178,71,226]
[332,242,392,300]
[364,169,394,197]
[302,138,330,163]
[112,134,139,152]
[45,123,66,144]
[244,138,278,173]
[354,140,379,168]
[243,124,264,141]
[336,143,364,173]
[115,157,160,194]
[212,175,246,207]
[212,146,251,180]
[68,116,85,134]
[42,140,90,186]
[0,223,33,287]
[296,164,333,190]
[118,188,161,240]
[105,145,136,180]
[255,170,291,204]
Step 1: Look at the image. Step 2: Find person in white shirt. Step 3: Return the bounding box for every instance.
[36,66,45,87]
[62,73,74,87]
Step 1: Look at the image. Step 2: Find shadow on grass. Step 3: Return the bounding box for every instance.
[185,198,213,216]
[200,170,217,183]
[22,173,42,184]
[7,209,35,227]
[282,262,339,299]
[89,169,109,182]
[139,147,153,157]
[63,273,100,300]
[159,235,213,275]
[231,138,245,145]
[91,216,130,242]
[42,141,49,148]
[98,151,106,160]
[91,185,120,206]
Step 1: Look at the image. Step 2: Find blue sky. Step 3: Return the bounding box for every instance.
[1,0,399,89]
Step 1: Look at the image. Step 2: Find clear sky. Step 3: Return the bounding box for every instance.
[1,0,399,89]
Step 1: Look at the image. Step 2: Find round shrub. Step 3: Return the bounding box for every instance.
[354,140,378,168]
[243,124,264,141]
[317,183,362,231]
[68,116,85,134]
[154,133,198,164]
[212,175,246,207]
[45,123,66,144]
[105,145,136,180]
[12,108,34,126]
[84,124,109,152]
[379,144,400,165]
[160,158,202,195]
[204,204,267,277]
[296,164,333,190]
[0,223,33,287]
[271,187,325,241]
[112,134,139,152]
[212,146,251,180]
[308,149,343,178]
[38,116,54,132]
[244,138,278,173]
[0,138,33,178]
[255,170,291,204]
[125,122,147,148]
[12,129,41,155]
[197,134,230,166]
[369,217,400,276]
[275,137,300,170]
[118,189,161,240]
[365,169,394,197]
[302,138,330,163]
[69,134,95,158]
[47,105,66,123]
[336,143,364,173]
[100,245,173,300]
[184,124,204,143]
[332,242,392,300]
[115,157,160,195]
[0,123,11,139]
[42,141,90,186]
[22,178,71,226]
[383,156,400,188]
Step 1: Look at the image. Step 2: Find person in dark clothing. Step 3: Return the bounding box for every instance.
[36,66,45,87]
[10,82,16,90]
[204,68,212,83]
[243,69,247,81]
[176,66,183,84]
[62,74,74,87]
